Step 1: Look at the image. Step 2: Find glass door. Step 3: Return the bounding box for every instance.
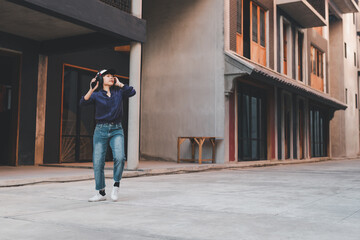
[60,65,129,163]
[237,83,267,161]
[61,67,96,162]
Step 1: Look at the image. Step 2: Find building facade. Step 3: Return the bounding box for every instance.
[140,0,358,163]
[0,0,359,168]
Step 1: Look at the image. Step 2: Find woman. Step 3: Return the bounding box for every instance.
[80,69,136,202]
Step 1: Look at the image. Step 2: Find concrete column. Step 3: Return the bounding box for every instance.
[224,0,230,51]
[34,55,48,165]
[127,0,142,170]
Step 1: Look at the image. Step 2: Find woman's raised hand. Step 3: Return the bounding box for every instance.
[90,78,99,91]
[114,77,124,88]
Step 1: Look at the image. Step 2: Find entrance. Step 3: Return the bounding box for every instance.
[237,83,267,161]
[0,50,20,166]
[284,94,292,159]
[60,65,129,163]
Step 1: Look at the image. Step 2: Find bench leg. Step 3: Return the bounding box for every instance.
[191,139,196,160]
[210,138,216,163]
[177,138,180,163]
[177,138,186,163]
[197,138,205,164]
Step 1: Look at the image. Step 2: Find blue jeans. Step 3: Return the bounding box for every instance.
[92,123,125,190]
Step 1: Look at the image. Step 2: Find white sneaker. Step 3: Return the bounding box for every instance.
[111,186,119,201]
[88,193,106,202]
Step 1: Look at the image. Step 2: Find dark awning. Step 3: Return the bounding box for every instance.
[225,51,347,110]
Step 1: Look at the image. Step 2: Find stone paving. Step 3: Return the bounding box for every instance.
[0,159,359,239]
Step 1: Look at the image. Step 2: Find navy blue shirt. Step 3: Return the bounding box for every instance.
[79,85,136,124]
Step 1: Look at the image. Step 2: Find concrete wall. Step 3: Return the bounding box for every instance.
[329,13,359,158]
[329,19,346,157]
[343,13,359,157]
[141,0,225,162]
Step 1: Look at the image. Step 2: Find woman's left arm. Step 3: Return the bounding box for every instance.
[115,77,136,98]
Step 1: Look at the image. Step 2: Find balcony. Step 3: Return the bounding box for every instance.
[331,0,359,13]
[277,0,326,28]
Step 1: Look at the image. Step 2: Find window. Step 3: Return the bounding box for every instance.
[310,46,324,91]
[260,10,265,47]
[355,52,357,67]
[283,23,288,75]
[237,0,242,33]
[250,2,266,66]
[236,0,243,56]
[298,32,304,81]
[345,43,347,58]
[310,106,328,158]
[346,88,348,104]
[356,94,358,109]
[252,4,258,43]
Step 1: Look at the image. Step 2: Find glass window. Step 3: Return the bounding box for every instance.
[252,4,258,43]
[311,46,324,79]
[310,106,328,157]
[237,0,242,34]
[260,9,265,47]
[345,43,347,58]
[298,32,303,81]
[354,52,357,67]
[283,24,288,75]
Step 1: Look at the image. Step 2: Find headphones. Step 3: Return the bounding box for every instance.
[91,69,116,89]
[91,72,102,89]
[96,71,104,86]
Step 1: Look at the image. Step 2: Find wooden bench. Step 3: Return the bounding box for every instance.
[177,137,216,164]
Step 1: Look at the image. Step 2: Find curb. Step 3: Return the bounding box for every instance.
[1,157,358,188]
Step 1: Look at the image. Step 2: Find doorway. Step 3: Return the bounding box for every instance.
[298,100,305,159]
[0,50,21,166]
[283,94,292,159]
[60,65,129,163]
[237,83,267,161]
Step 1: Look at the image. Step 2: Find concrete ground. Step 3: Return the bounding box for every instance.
[0,159,360,240]
[0,158,338,187]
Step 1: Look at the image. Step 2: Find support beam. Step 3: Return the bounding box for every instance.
[34,55,48,165]
[127,0,142,170]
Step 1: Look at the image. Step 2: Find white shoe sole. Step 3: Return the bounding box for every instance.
[88,197,106,202]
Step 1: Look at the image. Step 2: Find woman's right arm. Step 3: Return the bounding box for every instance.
[80,78,98,106]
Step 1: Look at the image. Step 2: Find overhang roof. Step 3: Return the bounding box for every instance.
[331,0,360,13]
[0,0,93,41]
[225,51,347,111]
[277,0,326,28]
[0,0,146,43]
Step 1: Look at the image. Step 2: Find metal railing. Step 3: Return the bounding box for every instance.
[99,0,131,13]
